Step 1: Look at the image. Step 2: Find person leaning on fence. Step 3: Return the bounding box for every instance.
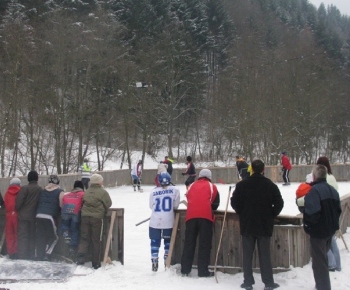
[15,170,42,260]
[231,160,284,290]
[180,169,220,277]
[149,172,180,272]
[35,175,64,261]
[60,180,85,257]
[76,174,112,269]
[303,164,341,290]
[4,177,22,259]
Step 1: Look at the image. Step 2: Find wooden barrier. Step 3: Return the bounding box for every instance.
[0,164,349,193]
[169,194,350,272]
[0,208,124,265]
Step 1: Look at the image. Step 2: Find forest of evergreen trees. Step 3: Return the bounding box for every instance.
[0,0,349,176]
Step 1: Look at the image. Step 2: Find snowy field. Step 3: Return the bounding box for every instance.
[1,181,350,290]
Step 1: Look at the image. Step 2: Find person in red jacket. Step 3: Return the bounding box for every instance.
[4,177,22,259]
[281,151,292,185]
[180,169,220,277]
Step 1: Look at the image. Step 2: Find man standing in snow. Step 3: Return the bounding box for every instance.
[131,160,142,191]
[15,170,42,260]
[280,151,292,185]
[181,169,220,277]
[303,164,341,290]
[76,174,112,269]
[231,160,283,290]
[149,172,180,271]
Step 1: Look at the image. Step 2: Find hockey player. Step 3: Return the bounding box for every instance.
[281,151,292,185]
[181,156,196,189]
[131,160,143,191]
[149,172,180,271]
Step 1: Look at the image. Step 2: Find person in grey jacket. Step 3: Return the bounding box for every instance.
[15,171,42,260]
[76,174,112,269]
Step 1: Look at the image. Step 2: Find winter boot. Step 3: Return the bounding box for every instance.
[152,258,159,272]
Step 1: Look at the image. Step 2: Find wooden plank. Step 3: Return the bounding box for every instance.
[166,212,180,268]
[103,211,117,267]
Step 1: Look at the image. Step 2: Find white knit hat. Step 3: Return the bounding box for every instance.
[10,177,21,186]
[199,169,212,180]
[90,174,103,184]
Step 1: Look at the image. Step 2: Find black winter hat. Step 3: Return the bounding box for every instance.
[28,170,39,182]
[73,180,84,189]
[186,156,192,162]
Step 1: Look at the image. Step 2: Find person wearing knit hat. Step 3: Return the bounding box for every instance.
[181,156,196,189]
[76,173,112,269]
[90,174,103,184]
[181,167,220,277]
[60,180,85,256]
[15,170,42,260]
[10,177,21,186]
[35,174,64,261]
[27,170,39,182]
[4,177,22,259]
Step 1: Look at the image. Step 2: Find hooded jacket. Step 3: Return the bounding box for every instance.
[81,184,112,219]
[5,185,21,214]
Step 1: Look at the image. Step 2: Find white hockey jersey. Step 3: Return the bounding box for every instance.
[149,185,180,229]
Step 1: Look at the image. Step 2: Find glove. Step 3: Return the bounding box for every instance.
[181,173,186,176]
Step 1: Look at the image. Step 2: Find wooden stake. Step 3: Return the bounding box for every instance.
[214,185,234,283]
[165,212,180,269]
[103,211,117,268]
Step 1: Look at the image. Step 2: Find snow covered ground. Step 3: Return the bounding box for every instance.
[1,181,350,290]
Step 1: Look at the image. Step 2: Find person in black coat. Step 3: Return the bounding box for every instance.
[231,160,284,290]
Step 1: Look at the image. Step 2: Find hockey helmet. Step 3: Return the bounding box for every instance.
[158,172,171,186]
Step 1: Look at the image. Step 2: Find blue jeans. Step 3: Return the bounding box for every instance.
[327,235,341,271]
[61,213,80,248]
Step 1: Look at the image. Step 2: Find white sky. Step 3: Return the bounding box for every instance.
[309,0,350,16]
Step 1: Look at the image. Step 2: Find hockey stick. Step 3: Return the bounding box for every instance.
[103,211,117,268]
[214,185,234,283]
[0,228,5,257]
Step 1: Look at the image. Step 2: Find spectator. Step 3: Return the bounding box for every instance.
[149,172,180,271]
[181,156,196,189]
[131,160,142,192]
[15,170,42,260]
[181,169,220,277]
[303,164,341,290]
[4,177,22,259]
[231,160,283,290]
[80,158,92,190]
[76,174,112,269]
[35,175,63,261]
[60,180,85,257]
[281,151,292,185]
[316,156,341,272]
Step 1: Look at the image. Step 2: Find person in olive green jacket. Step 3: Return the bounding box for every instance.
[76,174,112,269]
